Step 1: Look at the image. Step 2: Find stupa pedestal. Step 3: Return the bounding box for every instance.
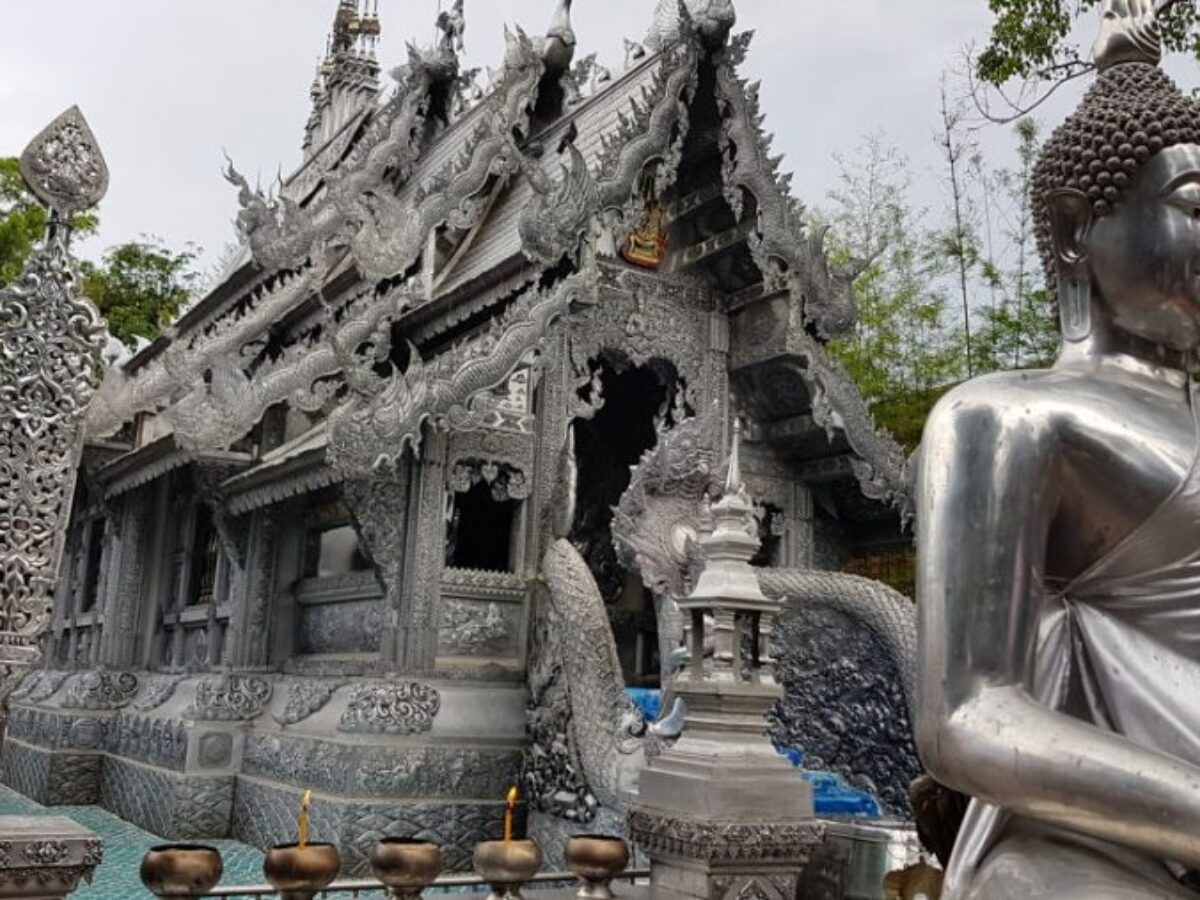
[0,817,102,898]
[630,426,821,900]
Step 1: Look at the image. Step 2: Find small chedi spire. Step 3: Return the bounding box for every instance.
[303,0,383,158]
[687,417,768,609]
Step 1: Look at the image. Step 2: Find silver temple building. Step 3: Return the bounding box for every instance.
[3,0,921,879]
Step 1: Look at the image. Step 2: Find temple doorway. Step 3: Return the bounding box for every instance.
[569,353,685,687]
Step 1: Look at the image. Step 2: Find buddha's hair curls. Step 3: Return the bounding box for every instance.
[1034,63,1200,279]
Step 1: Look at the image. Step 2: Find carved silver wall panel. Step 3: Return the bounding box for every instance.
[186,675,272,721]
[60,670,139,710]
[242,733,521,799]
[0,108,108,679]
[337,681,441,735]
[438,600,517,657]
[99,755,233,839]
[106,712,188,771]
[297,600,383,655]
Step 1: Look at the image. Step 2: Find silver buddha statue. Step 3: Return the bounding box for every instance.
[916,1,1200,896]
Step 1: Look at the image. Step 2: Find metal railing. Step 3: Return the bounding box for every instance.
[201,868,650,898]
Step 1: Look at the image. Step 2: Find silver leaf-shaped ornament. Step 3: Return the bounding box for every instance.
[20,106,109,217]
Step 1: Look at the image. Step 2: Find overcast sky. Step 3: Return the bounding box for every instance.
[2,1,1196,272]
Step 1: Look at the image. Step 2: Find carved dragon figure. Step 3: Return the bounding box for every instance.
[534,539,649,812]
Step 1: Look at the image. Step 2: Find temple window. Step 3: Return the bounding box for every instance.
[445,460,525,573]
[304,523,371,579]
[302,492,371,579]
[77,516,107,613]
[188,506,221,606]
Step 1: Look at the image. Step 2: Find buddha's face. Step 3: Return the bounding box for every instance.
[1088,144,1200,351]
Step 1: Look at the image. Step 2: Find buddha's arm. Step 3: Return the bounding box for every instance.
[914,384,1200,868]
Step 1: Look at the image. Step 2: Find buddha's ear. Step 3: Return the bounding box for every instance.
[1047,188,1094,267]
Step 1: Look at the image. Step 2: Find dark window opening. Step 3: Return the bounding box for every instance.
[446,481,518,573]
[751,503,784,568]
[189,507,220,606]
[79,520,106,613]
[570,355,684,688]
[303,524,371,579]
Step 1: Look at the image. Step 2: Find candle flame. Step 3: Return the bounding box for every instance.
[504,785,519,843]
[298,789,313,850]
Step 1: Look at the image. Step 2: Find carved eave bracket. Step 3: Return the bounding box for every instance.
[782,327,911,516]
[713,33,859,340]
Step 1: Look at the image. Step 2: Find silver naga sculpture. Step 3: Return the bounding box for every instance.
[0,108,109,692]
[916,0,1200,896]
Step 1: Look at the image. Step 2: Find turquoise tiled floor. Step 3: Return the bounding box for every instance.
[0,785,268,899]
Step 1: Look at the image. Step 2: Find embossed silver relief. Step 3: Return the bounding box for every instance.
[273,679,345,726]
[132,675,183,711]
[337,681,441,735]
[19,107,109,217]
[60,670,139,711]
[439,600,512,656]
[0,109,108,675]
[186,675,272,721]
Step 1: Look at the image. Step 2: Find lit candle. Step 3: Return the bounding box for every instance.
[298,789,313,850]
[503,786,519,843]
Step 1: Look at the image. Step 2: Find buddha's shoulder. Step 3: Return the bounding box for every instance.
[923,368,1099,441]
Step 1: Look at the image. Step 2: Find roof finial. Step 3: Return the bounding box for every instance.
[543,0,576,73]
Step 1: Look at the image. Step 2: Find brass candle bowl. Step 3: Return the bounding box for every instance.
[564,835,630,900]
[140,844,224,898]
[370,838,443,900]
[263,842,341,900]
[473,838,543,900]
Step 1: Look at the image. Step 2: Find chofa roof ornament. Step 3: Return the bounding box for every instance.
[19,105,109,222]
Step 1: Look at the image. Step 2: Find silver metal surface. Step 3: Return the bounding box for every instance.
[916,4,1200,895]
[0,108,107,685]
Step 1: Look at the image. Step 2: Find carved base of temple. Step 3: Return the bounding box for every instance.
[0,815,103,899]
[2,668,526,875]
[629,809,824,900]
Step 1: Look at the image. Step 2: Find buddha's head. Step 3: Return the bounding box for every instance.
[1035,62,1200,351]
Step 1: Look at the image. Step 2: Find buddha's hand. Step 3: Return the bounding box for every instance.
[1093,0,1164,71]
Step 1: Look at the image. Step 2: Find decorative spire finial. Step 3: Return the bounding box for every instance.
[543,0,576,73]
[1093,0,1169,71]
[20,106,108,221]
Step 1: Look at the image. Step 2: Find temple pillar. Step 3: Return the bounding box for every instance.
[402,429,447,671]
[97,489,148,670]
[786,483,815,569]
[222,508,279,670]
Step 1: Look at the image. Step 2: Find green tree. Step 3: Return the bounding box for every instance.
[825,134,966,450]
[973,118,1060,372]
[2,156,197,347]
[0,157,97,285]
[978,0,1198,86]
[80,240,200,347]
